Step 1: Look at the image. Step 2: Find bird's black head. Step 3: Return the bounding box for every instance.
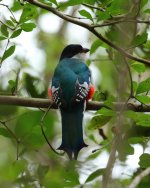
[60,44,89,61]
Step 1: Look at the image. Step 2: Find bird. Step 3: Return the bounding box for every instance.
[48,44,95,160]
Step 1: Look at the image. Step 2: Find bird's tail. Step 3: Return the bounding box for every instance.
[58,102,87,160]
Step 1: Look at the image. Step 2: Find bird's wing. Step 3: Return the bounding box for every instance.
[49,77,64,107]
[71,63,92,103]
[49,59,94,106]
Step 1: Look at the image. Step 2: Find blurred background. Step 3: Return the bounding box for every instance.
[0,0,150,188]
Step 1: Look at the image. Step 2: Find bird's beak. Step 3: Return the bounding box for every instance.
[82,48,89,53]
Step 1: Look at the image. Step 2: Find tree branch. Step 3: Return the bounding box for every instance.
[26,0,150,66]
[93,19,150,28]
[0,96,150,112]
[128,167,150,188]
[101,135,118,188]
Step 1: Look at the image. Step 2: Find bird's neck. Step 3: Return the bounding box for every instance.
[71,53,87,61]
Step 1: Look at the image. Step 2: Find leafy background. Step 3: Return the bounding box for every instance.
[0,0,150,188]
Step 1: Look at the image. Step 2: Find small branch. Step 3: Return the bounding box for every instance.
[0,121,19,143]
[82,3,105,12]
[128,167,150,188]
[26,0,91,29]
[0,3,18,23]
[0,20,15,30]
[65,14,95,20]
[0,120,20,160]
[26,0,150,66]
[0,96,150,112]
[40,105,64,156]
[92,19,150,28]
[90,28,150,66]
[101,134,118,188]
[123,57,134,98]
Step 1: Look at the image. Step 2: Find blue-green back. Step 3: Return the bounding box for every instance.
[52,58,90,104]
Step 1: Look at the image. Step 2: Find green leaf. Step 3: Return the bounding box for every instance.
[25,74,46,98]
[48,0,58,6]
[139,153,150,168]
[96,107,116,116]
[0,128,12,138]
[10,29,22,38]
[140,0,148,9]
[90,39,102,54]
[104,96,115,109]
[21,23,36,32]
[59,0,83,8]
[63,168,80,187]
[136,95,150,104]
[0,36,7,41]
[88,115,111,130]
[11,1,22,12]
[1,25,9,37]
[131,62,146,73]
[118,140,134,161]
[144,9,150,13]
[125,111,150,126]
[133,81,138,93]
[6,20,15,27]
[128,137,148,144]
[19,4,37,23]
[8,80,16,88]
[99,11,111,21]
[136,77,150,94]
[107,0,128,15]
[132,32,148,46]
[15,111,42,138]
[137,121,150,127]
[10,16,17,23]
[2,45,16,62]
[85,169,105,183]
[79,9,93,21]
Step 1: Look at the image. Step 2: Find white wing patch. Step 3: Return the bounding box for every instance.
[51,86,62,106]
[75,80,90,102]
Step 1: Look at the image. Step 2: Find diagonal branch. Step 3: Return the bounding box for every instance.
[0,95,150,112]
[93,19,150,28]
[26,0,150,66]
[128,167,150,188]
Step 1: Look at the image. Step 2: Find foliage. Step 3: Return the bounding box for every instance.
[0,0,150,188]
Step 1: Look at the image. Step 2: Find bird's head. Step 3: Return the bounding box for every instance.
[60,44,89,61]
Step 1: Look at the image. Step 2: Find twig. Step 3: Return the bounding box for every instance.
[0,95,150,112]
[90,28,150,66]
[98,128,107,140]
[0,3,18,23]
[0,121,20,160]
[82,3,105,12]
[2,112,27,123]
[128,167,150,188]
[0,121,19,143]
[122,57,134,98]
[0,20,15,30]
[134,96,150,107]
[26,0,150,66]
[93,19,150,28]
[101,135,118,188]
[65,14,97,20]
[92,141,111,153]
[40,105,64,156]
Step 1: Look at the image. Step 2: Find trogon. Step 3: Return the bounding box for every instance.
[48,44,95,160]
